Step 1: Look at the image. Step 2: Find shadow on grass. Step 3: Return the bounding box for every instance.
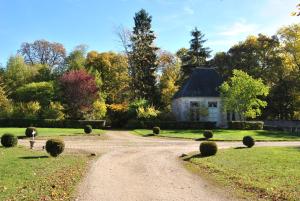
[194,138,207,141]
[162,129,300,140]
[182,153,212,161]
[143,133,155,137]
[19,156,49,159]
[18,136,28,139]
[234,146,248,149]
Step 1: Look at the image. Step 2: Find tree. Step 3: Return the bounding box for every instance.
[18,39,66,69]
[210,51,232,79]
[129,9,159,104]
[181,27,211,82]
[224,34,284,84]
[65,45,87,71]
[59,70,99,119]
[42,101,65,120]
[85,51,130,103]
[14,81,55,107]
[220,70,269,119]
[176,48,188,62]
[278,24,300,71]
[86,100,107,120]
[159,57,181,109]
[4,55,38,94]
[0,81,11,118]
[264,77,299,120]
[292,2,300,16]
[212,32,299,120]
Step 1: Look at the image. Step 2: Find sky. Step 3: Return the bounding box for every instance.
[0,0,299,65]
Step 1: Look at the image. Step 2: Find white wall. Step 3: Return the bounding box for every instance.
[172,97,227,127]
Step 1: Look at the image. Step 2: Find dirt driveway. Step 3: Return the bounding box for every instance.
[19,131,300,201]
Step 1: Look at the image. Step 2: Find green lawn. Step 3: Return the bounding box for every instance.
[0,146,91,201]
[0,127,105,138]
[133,129,300,141]
[184,147,300,201]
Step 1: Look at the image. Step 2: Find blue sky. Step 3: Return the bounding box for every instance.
[0,0,299,65]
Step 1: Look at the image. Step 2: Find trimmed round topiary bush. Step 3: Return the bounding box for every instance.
[25,127,38,137]
[199,141,218,156]
[1,133,18,147]
[84,125,93,134]
[203,130,213,139]
[243,136,255,148]
[45,139,65,157]
[153,126,160,135]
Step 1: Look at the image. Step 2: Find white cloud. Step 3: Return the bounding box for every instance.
[183,6,194,15]
[218,20,258,36]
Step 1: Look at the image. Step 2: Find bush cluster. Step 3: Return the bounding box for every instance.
[84,125,93,134]
[153,126,160,135]
[25,127,38,137]
[1,133,18,147]
[45,139,65,157]
[243,136,255,148]
[199,141,218,156]
[228,121,264,130]
[203,130,213,139]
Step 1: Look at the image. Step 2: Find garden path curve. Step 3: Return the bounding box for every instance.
[19,131,300,201]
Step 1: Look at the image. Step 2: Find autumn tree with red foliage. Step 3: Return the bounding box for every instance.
[59,70,99,119]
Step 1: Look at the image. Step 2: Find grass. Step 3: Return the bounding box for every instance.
[0,146,91,201]
[184,146,300,201]
[0,127,105,138]
[133,129,300,141]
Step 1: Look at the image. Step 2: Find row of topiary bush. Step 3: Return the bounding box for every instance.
[198,135,255,156]
[1,124,96,157]
[0,133,65,157]
[24,125,94,138]
[151,127,256,157]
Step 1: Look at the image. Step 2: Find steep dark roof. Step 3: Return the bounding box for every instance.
[173,68,223,99]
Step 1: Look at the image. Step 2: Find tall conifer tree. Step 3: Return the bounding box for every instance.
[181,27,211,82]
[129,9,159,104]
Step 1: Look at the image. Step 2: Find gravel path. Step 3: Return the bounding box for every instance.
[19,131,300,201]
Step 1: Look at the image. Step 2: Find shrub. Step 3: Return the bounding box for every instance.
[1,133,18,147]
[203,130,213,139]
[243,136,255,148]
[14,81,54,107]
[45,139,65,157]
[85,100,107,120]
[84,125,92,134]
[42,101,65,120]
[12,101,41,119]
[59,69,99,119]
[153,127,160,135]
[107,103,129,127]
[25,127,38,137]
[199,141,218,156]
[136,106,160,120]
[228,121,264,130]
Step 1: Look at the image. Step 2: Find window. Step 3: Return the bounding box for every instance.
[208,101,218,108]
[190,101,199,108]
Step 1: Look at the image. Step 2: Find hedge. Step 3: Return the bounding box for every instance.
[125,120,216,129]
[228,121,264,130]
[0,119,106,129]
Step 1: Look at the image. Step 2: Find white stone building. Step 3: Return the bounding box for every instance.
[172,68,229,127]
